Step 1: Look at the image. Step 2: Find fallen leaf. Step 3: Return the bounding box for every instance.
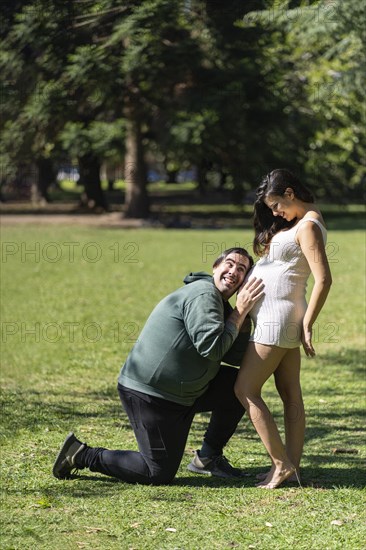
[84,526,109,534]
[331,520,343,526]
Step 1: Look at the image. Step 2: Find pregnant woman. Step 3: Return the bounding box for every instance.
[235,169,332,488]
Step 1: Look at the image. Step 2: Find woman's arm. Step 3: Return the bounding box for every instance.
[297,222,332,356]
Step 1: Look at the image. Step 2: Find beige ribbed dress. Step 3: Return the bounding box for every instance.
[249,218,327,348]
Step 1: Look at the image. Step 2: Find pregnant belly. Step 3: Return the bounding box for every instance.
[250,262,304,301]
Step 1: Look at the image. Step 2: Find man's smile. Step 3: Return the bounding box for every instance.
[223,276,236,285]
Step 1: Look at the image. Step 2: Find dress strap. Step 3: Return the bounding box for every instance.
[295,217,327,242]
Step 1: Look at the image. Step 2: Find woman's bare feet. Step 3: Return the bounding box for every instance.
[256,469,300,483]
[256,465,275,481]
[256,464,298,489]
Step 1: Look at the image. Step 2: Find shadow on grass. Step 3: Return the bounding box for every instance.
[0,387,128,436]
[7,460,363,499]
[72,451,366,490]
[174,463,366,489]
[318,348,366,377]
[1,343,364,493]
[7,385,364,444]
[2,461,364,503]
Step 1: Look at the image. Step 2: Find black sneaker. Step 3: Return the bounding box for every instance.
[187,450,247,479]
[53,432,86,479]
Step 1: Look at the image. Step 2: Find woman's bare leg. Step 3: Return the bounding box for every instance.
[234,343,296,488]
[254,348,304,483]
[274,347,305,476]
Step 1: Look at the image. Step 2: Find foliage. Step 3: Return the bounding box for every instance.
[239,0,366,200]
[60,120,126,161]
[1,0,364,211]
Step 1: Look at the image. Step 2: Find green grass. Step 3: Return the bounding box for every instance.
[1,224,365,549]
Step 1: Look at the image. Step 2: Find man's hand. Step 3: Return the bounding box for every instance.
[235,277,264,316]
[226,278,264,331]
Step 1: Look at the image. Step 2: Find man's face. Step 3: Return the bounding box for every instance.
[213,253,250,300]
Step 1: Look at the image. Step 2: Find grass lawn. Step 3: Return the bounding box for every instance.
[1,223,365,549]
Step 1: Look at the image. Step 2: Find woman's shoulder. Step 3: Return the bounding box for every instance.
[300,209,326,226]
[297,212,326,230]
[295,212,327,243]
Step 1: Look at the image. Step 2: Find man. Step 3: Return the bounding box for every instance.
[53,248,264,485]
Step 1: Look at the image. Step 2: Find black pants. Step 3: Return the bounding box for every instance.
[79,365,244,485]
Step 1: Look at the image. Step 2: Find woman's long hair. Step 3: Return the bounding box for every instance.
[253,169,314,257]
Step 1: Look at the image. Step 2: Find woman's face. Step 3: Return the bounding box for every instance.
[264,189,296,221]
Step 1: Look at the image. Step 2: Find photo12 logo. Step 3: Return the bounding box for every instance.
[1,321,140,344]
[1,241,140,264]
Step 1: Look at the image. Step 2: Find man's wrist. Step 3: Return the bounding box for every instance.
[228,307,247,330]
[240,316,251,333]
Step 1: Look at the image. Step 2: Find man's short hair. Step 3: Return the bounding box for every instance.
[212,248,254,270]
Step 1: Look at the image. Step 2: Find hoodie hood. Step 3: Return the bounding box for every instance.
[183,271,213,285]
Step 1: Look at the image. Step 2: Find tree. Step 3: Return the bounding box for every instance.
[105,0,203,217]
[149,0,292,201]
[1,0,206,216]
[1,0,364,212]
[1,0,120,208]
[1,1,77,202]
[238,0,366,200]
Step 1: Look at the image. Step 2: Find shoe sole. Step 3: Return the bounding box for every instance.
[52,432,75,479]
[187,463,238,478]
[187,463,213,476]
[187,462,247,479]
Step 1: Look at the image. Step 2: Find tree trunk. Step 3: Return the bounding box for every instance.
[124,107,149,218]
[32,158,54,203]
[219,169,227,190]
[78,153,108,211]
[166,169,178,184]
[197,162,209,196]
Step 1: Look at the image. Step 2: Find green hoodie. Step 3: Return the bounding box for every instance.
[118,272,250,406]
